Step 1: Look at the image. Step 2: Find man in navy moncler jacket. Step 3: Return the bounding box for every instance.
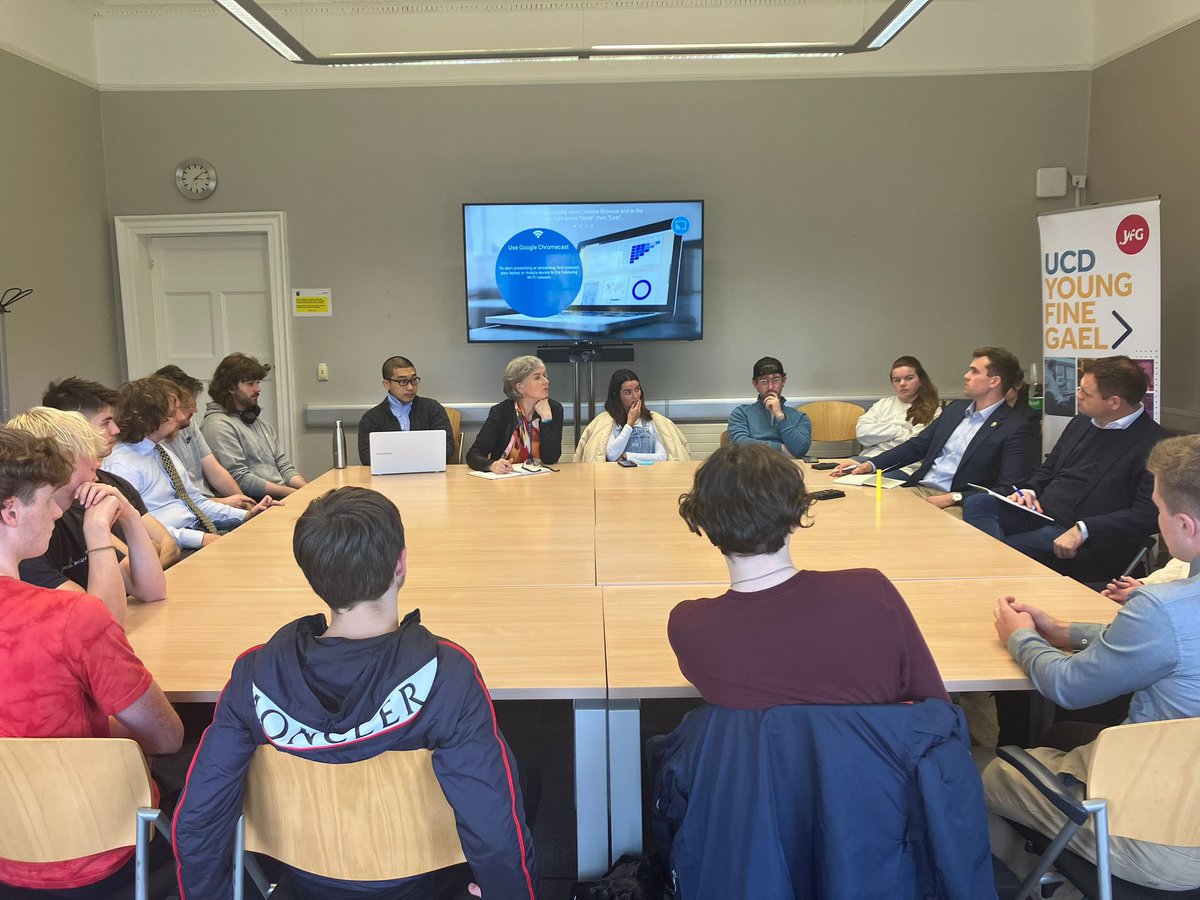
[173,486,537,900]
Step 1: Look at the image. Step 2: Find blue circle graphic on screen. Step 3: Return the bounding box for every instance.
[672,216,690,236]
[494,229,583,318]
[632,279,652,301]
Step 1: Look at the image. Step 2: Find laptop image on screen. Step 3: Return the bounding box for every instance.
[369,430,448,475]
[485,219,683,335]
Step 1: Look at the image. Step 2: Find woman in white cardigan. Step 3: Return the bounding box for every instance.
[575,369,691,463]
[856,355,941,459]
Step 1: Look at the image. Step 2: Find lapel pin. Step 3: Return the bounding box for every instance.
[990,421,998,427]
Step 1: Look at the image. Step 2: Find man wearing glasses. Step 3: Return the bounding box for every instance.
[727,356,812,458]
[357,356,456,465]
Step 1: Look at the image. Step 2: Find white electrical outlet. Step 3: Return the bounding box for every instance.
[317,363,329,381]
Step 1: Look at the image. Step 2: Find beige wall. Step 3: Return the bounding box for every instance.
[0,51,118,417]
[99,73,1089,472]
[8,24,1196,469]
[1088,18,1200,432]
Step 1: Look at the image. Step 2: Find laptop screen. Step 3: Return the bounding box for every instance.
[369,430,448,475]
[574,220,683,312]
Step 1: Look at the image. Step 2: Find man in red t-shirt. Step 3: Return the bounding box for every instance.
[670,443,949,708]
[0,427,183,893]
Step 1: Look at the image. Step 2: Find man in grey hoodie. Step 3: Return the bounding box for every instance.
[201,353,308,499]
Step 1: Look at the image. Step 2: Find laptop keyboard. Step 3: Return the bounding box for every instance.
[542,310,655,320]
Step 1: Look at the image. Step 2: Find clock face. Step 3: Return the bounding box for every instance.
[175,158,217,199]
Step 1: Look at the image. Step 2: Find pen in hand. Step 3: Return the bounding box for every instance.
[1011,485,1039,512]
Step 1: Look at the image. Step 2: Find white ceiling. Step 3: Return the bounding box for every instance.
[4,0,1199,89]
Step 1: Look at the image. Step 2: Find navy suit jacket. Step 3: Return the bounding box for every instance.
[650,702,996,900]
[356,396,455,465]
[1022,412,1168,547]
[870,399,1038,494]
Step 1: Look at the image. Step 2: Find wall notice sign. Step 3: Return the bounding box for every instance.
[293,288,332,317]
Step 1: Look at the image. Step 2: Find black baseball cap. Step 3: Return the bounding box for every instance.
[753,356,785,379]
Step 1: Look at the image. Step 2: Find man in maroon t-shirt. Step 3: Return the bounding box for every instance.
[670,443,948,708]
[0,427,183,893]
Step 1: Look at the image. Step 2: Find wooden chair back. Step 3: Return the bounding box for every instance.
[1088,718,1200,846]
[797,401,864,458]
[242,746,467,881]
[797,401,864,442]
[719,429,730,448]
[445,406,463,463]
[0,738,151,862]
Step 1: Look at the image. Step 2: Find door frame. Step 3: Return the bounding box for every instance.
[113,211,296,458]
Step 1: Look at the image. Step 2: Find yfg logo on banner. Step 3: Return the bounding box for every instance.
[1036,198,1161,452]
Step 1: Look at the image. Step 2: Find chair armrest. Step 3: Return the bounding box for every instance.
[996,745,1089,826]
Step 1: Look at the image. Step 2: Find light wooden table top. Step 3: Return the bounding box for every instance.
[128,461,1113,703]
[128,582,607,703]
[594,460,1057,584]
[129,466,605,701]
[603,577,1119,698]
[163,465,599,591]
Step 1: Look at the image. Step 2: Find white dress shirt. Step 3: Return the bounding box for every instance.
[1093,406,1144,431]
[921,398,1006,492]
[103,438,246,548]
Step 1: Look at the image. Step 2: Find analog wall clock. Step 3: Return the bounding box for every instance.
[175,158,218,199]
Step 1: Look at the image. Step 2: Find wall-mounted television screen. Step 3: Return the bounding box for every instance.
[464,201,703,343]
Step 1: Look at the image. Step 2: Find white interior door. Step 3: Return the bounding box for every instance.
[114,212,295,467]
[147,234,277,433]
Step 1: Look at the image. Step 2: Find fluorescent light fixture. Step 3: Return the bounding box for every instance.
[590,52,845,61]
[212,0,304,62]
[592,42,835,52]
[208,0,933,66]
[332,56,581,67]
[866,0,933,49]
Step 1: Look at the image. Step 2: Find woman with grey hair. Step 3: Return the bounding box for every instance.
[467,355,564,472]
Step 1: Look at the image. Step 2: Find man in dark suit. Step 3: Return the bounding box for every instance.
[964,355,1167,582]
[357,355,456,465]
[834,347,1038,515]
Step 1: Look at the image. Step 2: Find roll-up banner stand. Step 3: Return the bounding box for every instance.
[1036,197,1161,454]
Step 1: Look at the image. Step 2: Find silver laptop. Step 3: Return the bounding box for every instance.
[485,219,683,334]
[369,430,448,475]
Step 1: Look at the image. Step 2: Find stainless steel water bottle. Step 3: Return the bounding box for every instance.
[333,419,347,469]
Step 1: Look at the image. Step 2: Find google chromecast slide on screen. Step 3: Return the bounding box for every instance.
[463,201,703,343]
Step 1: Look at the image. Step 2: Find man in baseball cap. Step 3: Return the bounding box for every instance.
[727,356,812,458]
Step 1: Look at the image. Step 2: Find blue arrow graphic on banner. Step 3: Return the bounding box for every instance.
[1111,310,1133,349]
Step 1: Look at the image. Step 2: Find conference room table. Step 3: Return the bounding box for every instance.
[126,461,1120,879]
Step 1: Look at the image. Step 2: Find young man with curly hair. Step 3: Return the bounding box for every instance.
[201,353,307,499]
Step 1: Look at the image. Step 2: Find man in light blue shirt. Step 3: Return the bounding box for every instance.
[834,348,1036,514]
[356,356,456,465]
[727,356,812,458]
[985,434,1200,890]
[103,377,279,551]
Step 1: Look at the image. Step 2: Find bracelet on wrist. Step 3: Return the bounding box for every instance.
[86,545,117,556]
